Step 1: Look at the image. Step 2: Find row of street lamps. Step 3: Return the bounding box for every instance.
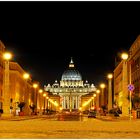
[2,51,47,115]
[95,52,131,120]
[94,74,113,112]
[3,51,131,117]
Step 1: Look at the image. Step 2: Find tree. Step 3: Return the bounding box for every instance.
[29,104,36,113]
[18,102,25,112]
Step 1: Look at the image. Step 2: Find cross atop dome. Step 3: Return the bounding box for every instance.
[69,57,74,68]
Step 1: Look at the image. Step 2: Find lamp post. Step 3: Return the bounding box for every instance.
[128,60,132,121]
[96,89,100,110]
[91,93,96,109]
[121,53,129,117]
[23,73,30,99]
[107,73,113,111]
[33,83,38,112]
[46,96,49,114]
[23,73,30,115]
[39,89,43,115]
[121,52,132,120]
[43,93,46,114]
[3,52,12,116]
[100,83,106,107]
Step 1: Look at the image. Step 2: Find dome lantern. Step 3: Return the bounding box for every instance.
[61,58,82,81]
[69,57,74,68]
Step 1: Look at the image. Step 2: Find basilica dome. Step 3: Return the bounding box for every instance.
[61,69,82,81]
[61,58,82,81]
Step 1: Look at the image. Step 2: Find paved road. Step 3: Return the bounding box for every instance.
[0,115,140,138]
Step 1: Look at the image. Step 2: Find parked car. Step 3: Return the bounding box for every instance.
[88,111,96,118]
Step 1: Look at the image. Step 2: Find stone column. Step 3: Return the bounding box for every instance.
[64,96,66,109]
[62,96,64,109]
[78,96,80,109]
[72,96,74,109]
[96,93,100,110]
[2,61,12,116]
[101,88,104,106]
[67,96,70,109]
[108,78,113,111]
[122,60,129,116]
[75,96,78,109]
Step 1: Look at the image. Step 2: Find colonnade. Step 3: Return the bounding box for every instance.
[62,95,80,109]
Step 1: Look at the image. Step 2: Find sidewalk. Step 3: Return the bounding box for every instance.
[0,114,56,121]
[0,115,40,121]
[96,115,140,121]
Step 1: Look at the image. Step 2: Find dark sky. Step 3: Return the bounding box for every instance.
[0,1,140,87]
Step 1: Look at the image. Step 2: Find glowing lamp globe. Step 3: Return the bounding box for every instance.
[121,53,128,60]
[3,52,12,60]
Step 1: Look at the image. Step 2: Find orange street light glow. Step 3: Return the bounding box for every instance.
[93,94,96,97]
[39,89,43,93]
[3,52,12,60]
[107,73,113,79]
[33,83,38,88]
[96,89,100,94]
[121,53,128,60]
[23,73,30,79]
[100,83,105,89]
[43,93,46,97]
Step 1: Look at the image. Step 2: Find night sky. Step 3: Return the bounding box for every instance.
[0,1,140,87]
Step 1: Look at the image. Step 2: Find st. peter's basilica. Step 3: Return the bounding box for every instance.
[44,58,96,112]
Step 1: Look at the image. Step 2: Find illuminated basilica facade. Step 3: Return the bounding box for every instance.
[44,58,96,111]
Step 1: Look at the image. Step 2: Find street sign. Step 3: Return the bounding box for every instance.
[128,84,135,91]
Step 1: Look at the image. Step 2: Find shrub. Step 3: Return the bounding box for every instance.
[18,102,25,112]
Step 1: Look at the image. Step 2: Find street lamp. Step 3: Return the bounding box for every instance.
[3,52,12,60]
[91,93,96,109]
[3,52,13,116]
[38,89,43,114]
[33,83,38,112]
[23,73,30,114]
[121,53,128,60]
[96,89,100,110]
[46,96,49,114]
[121,52,132,120]
[95,89,100,116]
[33,83,38,89]
[23,73,30,99]
[23,73,30,80]
[107,73,113,111]
[39,89,43,93]
[100,83,106,107]
[43,93,46,114]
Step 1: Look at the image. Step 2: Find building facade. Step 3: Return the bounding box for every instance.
[129,35,140,97]
[0,41,5,110]
[114,35,140,116]
[127,35,140,111]
[7,62,34,115]
[114,60,129,116]
[44,58,96,112]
